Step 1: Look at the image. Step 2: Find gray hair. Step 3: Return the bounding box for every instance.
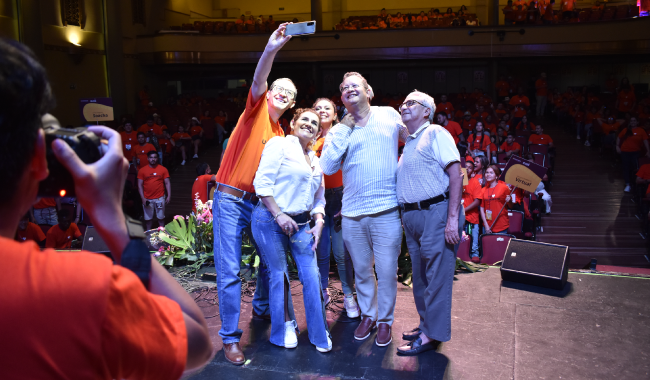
[409,89,436,123]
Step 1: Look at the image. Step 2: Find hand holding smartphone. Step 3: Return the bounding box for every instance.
[285,21,316,36]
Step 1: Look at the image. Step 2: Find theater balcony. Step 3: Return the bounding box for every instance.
[135,17,650,65]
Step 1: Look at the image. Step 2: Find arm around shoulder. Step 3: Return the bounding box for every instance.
[320,124,352,175]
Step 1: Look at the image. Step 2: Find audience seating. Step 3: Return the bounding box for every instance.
[507,210,525,237]
[479,233,515,265]
[457,238,472,262]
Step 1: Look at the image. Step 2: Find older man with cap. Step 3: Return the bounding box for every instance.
[395,90,464,356]
[321,72,409,347]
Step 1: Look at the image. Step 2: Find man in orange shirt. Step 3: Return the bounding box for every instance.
[500,132,522,157]
[461,111,477,130]
[236,14,245,24]
[535,73,548,118]
[120,121,138,163]
[171,125,191,165]
[138,116,163,139]
[31,197,60,225]
[496,76,510,102]
[191,163,215,214]
[560,0,576,19]
[616,79,637,118]
[528,125,554,147]
[436,94,454,119]
[15,214,46,246]
[45,209,82,249]
[212,24,294,365]
[0,39,211,378]
[509,87,530,130]
[189,117,204,159]
[137,151,171,230]
[133,132,157,169]
[436,113,465,147]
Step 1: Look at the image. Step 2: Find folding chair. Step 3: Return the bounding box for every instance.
[479,233,515,265]
[514,136,528,154]
[507,210,525,239]
[528,144,549,155]
[531,153,545,167]
[456,238,471,262]
[497,152,509,164]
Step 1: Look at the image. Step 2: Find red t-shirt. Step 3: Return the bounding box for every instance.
[442,121,463,144]
[437,102,455,117]
[617,89,637,113]
[158,138,172,154]
[461,118,477,131]
[314,137,343,189]
[496,81,510,97]
[133,143,157,168]
[529,134,553,145]
[137,165,170,200]
[618,127,648,152]
[172,132,191,141]
[463,177,482,225]
[15,222,46,243]
[482,182,511,233]
[138,124,163,136]
[0,237,186,379]
[216,88,285,194]
[45,223,82,249]
[636,164,650,195]
[509,95,530,117]
[189,126,203,137]
[468,134,490,152]
[535,78,548,97]
[33,198,56,209]
[191,174,213,213]
[501,141,522,154]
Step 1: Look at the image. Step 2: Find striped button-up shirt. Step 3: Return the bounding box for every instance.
[397,122,460,204]
[321,106,409,218]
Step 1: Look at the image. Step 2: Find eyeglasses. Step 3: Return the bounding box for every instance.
[340,83,362,94]
[398,100,426,113]
[271,85,296,100]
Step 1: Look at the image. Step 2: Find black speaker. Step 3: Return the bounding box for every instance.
[82,226,113,259]
[500,239,569,290]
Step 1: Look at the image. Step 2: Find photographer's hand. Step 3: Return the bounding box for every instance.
[52,126,130,261]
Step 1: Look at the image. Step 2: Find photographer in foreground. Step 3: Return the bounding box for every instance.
[0,39,211,379]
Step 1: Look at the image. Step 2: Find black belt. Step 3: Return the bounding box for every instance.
[289,211,311,224]
[325,186,343,195]
[400,192,449,212]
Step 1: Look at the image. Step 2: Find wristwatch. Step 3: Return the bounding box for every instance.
[120,216,152,290]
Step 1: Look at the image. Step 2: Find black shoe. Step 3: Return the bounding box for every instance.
[252,310,271,321]
[396,337,440,356]
[401,327,421,341]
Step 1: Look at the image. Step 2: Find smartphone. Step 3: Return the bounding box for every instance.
[285,21,316,36]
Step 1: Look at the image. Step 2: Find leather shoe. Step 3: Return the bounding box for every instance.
[354,317,376,340]
[402,327,421,341]
[252,310,271,321]
[375,323,392,346]
[223,342,245,365]
[396,336,440,356]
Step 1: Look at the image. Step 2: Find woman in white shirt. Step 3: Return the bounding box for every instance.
[252,108,331,352]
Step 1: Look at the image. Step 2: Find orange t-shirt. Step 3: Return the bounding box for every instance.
[33,197,56,209]
[601,121,621,135]
[216,88,285,194]
[585,112,600,124]
[516,121,534,130]
[437,102,455,117]
[189,126,203,137]
[191,174,214,213]
[535,78,548,97]
[636,164,650,195]
[134,143,157,168]
[158,138,172,154]
[529,134,553,145]
[314,137,343,189]
[461,118,477,130]
[468,134,490,152]
[137,164,170,200]
[495,109,507,120]
[617,90,636,113]
[214,116,226,126]
[510,95,530,117]
[463,177,482,225]
[501,141,522,154]
[172,132,190,141]
[561,0,575,11]
[15,222,46,243]
[473,111,490,120]
[496,81,510,97]
[45,223,82,249]
[482,182,511,233]
[138,124,163,136]
[443,121,463,144]
[120,131,138,161]
[618,127,648,152]
[0,237,186,379]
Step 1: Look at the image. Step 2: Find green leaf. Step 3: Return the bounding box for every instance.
[160,234,189,249]
[253,254,260,268]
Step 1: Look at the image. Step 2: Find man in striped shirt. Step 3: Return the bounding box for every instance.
[321,72,409,347]
[395,90,463,356]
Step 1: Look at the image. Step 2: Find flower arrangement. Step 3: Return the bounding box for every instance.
[150,194,214,266]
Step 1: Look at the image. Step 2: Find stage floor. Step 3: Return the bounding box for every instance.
[185,268,650,380]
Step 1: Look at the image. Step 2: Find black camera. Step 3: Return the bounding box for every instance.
[38,114,102,198]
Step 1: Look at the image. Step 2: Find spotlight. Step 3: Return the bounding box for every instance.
[468,30,474,36]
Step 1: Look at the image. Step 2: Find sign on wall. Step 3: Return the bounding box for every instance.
[397,71,408,84]
[474,70,485,83]
[435,71,446,83]
[80,98,114,122]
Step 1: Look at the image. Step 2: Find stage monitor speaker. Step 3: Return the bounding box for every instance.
[500,239,569,290]
[82,226,113,260]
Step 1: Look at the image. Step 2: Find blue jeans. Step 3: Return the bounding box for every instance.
[466,223,480,257]
[316,213,355,295]
[212,186,270,344]
[252,205,330,348]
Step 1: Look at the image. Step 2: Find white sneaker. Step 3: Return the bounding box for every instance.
[284,321,298,348]
[624,185,631,193]
[193,154,198,159]
[316,336,332,353]
[584,141,591,147]
[577,135,581,140]
[344,295,360,318]
[181,160,186,165]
